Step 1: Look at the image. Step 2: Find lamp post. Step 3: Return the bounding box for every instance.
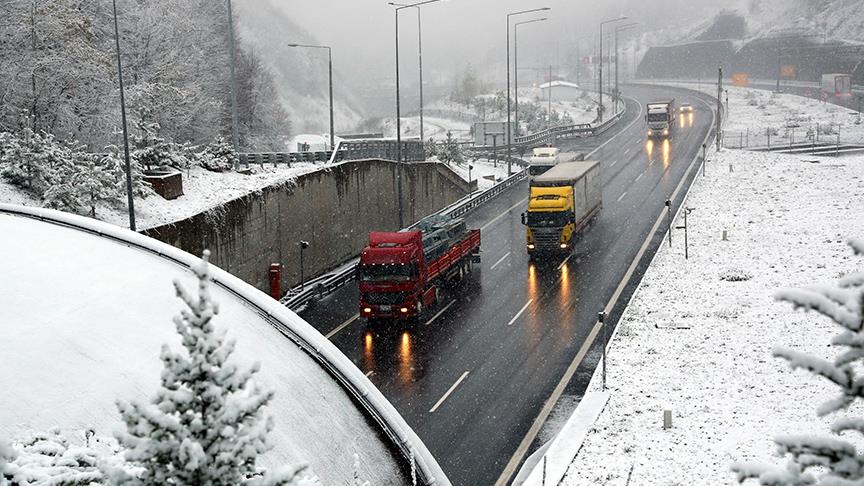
[514,17,547,137]
[507,7,551,176]
[599,16,627,122]
[111,0,135,231]
[389,2,433,142]
[614,23,638,113]
[287,43,335,150]
[226,0,240,156]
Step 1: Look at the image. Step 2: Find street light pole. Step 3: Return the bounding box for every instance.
[614,23,638,113]
[286,44,335,150]
[599,16,627,122]
[507,7,551,176]
[514,17,547,138]
[226,0,241,155]
[111,0,135,231]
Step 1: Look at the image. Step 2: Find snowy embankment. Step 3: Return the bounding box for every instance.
[648,81,864,145]
[0,163,319,231]
[559,149,864,485]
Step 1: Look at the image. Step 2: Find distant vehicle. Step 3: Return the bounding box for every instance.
[679,104,694,113]
[646,100,676,138]
[821,73,852,98]
[358,215,480,321]
[528,146,560,178]
[521,161,602,257]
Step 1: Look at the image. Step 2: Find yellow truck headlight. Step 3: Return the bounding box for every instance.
[560,243,568,249]
[527,244,535,250]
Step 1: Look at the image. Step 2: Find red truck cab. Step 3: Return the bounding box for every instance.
[358,218,480,321]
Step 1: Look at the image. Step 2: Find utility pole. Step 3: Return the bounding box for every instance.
[548,65,553,129]
[227,0,240,158]
[111,0,135,231]
[716,67,723,152]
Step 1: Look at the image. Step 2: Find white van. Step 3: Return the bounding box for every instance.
[528,147,560,178]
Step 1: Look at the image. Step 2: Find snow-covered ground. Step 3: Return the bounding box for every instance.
[0,163,320,231]
[0,207,414,484]
[559,148,864,485]
[647,81,864,146]
[440,157,513,190]
[381,116,473,141]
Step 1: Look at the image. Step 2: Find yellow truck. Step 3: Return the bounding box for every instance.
[521,161,602,257]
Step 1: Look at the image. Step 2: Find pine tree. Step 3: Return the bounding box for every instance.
[198,137,237,172]
[732,238,864,485]
[438,131,464,166]
[74,154,121,218]
[115,251,280,485]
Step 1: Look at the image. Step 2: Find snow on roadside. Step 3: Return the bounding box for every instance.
[440,157,512,190]
[0,163,320,231]
[657,81,864,145]
[560,148,864,485]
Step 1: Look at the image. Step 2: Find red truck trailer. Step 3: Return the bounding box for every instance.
[358,216,480,320]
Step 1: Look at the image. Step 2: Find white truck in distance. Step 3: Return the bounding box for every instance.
[528,147,560,178]
[646,100,675,139]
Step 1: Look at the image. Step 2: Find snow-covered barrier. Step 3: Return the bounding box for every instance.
[0,203,451,485]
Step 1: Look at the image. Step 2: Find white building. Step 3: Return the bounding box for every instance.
[539,80,583,102]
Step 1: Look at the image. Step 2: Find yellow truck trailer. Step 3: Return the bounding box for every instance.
[521,161,602,257]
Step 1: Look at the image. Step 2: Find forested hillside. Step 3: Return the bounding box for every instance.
[0,0,289,152]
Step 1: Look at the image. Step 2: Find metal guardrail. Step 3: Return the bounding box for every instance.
[471,109,624,151]
[239,138,425,168]
[281,167,529,312]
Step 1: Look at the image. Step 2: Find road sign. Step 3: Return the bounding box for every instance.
[780,64,796,78]
[731,73,749,87]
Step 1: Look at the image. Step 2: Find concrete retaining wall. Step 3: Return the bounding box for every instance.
[144,159,472,292]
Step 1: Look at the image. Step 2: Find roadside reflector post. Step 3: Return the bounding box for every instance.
[599,311,608,391]
[701,143,707,177]
[675,208,694,260]
[665,199,672,247]
[767,128,771,149]
[722,230,728,241]
[269,263,282,300]
[663,410,672,429]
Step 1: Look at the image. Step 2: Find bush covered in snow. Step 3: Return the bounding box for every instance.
[732,238,864,485]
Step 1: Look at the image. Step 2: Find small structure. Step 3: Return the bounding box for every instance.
[539,80,582,102]
[473,121,514,147]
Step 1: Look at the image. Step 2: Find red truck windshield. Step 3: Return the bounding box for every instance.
[359,264,418,282]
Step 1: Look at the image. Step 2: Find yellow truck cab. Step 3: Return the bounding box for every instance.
[521,161,602,257]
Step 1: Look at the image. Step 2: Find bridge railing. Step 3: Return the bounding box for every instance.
[239,138,425,168]
[470,108,624,151]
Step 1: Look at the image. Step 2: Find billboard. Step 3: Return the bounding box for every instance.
[473,121,513,147]
[780,65,797,78]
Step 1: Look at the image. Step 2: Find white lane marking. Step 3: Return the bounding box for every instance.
[506,299,534,326]
[557,254,571,271]
[635,172,644,183]
[586,96,644,158]
[325,313,359,339]
[425,300,456,326]
[429,371,470,413]
[617,191,627,203]
[481,197,529,231]
[491,251,512,270]
[623,146,632,156]
[494,91,718,486]
[609,159,618,167]
[365,370,375,377]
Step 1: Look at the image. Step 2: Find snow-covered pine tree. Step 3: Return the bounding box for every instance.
[423,137,439,160]
[732,238,864,485]
[198,137,237,172]
[0,438,14,486]
[439,131,464,166]
[74,154,121,218]
[115,251,286,486]
[103,147,151,200]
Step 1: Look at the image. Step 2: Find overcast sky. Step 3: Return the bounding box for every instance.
[273,0,738,82]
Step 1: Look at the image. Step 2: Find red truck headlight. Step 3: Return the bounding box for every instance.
[400,307,409,313]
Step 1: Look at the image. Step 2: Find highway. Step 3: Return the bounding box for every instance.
[299,84,716,486]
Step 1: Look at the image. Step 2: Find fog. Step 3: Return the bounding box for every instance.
[273,0,741,87]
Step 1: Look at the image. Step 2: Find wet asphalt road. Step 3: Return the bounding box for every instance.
[300,85,717,486]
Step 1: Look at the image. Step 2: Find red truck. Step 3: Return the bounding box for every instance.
[358,215,480,320]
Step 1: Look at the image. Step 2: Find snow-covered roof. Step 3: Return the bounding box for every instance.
[539,80,580,90]
[0,204,449,486]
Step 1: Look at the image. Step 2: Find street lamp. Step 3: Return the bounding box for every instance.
[287,43,335,150]
[110,0,135,231]
[389,2,430,142]
[507,7,551,176]
[599,15,627,122]
[299,240,310,290]
[392,0,443,163]
[614,22,638,113]
[514,17,547,137]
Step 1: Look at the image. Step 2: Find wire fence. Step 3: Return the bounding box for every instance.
[721,121,864,150]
